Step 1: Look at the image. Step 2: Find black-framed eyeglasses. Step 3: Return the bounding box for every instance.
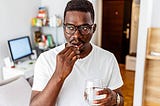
[63,23,94,35]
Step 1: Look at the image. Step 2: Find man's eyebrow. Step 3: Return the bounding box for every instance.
[65,23,91,26]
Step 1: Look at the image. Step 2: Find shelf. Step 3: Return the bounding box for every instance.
[146,28,160,55]
[146,55,160,60]
[144,27,160,106]
[32,25,50,28]
[146,28,160,60]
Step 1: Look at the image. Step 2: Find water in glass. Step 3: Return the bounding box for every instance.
[84,79,105,106]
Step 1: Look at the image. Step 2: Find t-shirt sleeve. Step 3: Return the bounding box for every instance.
[32,53,51,91]
[108,54,124,90]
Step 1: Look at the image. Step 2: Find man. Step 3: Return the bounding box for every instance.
[30,0,124,106]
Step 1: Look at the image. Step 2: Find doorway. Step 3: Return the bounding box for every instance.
[102,0,132,64]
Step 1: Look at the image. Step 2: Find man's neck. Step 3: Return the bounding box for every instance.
[79,43,92,59]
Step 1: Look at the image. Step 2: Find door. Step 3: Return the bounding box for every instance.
[102,0,132,64]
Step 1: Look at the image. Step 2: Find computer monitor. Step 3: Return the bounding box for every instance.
[8,36,33,62]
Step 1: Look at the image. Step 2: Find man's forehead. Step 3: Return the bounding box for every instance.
[64,11,92,24]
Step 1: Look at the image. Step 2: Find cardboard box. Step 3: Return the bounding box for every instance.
[125,55,136,71]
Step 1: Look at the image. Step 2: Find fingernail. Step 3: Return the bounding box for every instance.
[96,91,99,95]
[76,55,80,59]
[93,100,98,104]
[76,51,80,54]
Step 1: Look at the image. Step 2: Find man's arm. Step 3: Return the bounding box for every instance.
[30,72,65,106]
[30,46,80,106]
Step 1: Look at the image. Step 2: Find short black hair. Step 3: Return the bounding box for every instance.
[64,0,95,23]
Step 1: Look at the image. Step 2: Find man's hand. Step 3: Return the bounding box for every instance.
[93,88,118,106]
[55,46,80,80]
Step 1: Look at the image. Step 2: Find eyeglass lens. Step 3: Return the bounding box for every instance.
[64,24,93,35]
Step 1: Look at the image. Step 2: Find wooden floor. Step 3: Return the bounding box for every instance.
[119,64,135,106]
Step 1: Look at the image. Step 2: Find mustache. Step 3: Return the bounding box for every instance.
[69,37,85,44]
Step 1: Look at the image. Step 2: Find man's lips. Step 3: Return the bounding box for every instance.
[69,39,83,48]
[70,43,83,48]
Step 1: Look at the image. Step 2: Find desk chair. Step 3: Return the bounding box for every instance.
[0,76,31,106]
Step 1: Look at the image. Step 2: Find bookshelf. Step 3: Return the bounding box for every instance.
[143,27,160,106]
[146,27,160,60]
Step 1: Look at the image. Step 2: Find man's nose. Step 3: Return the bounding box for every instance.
[73,29,81,38]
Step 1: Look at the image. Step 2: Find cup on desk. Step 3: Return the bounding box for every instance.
[30,50,37,60]
[84,79,106,106]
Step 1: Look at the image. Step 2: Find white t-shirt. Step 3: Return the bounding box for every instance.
[32,43,123,106]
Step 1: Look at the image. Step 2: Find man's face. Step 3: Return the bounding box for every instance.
[63,11,96,52]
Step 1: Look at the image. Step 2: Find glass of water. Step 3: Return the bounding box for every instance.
[84,79,106,106]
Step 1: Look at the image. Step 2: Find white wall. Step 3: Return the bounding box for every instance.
[0,0,40,80]
[133,0,160,105]
[150,1,160,27]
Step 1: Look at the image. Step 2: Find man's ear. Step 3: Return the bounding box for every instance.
[92,24,97,33]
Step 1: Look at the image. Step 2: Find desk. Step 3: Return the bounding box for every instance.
[2,60,36,80]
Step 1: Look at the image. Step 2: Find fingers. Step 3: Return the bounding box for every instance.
[55,46,81,80]
[65,46,80,59]
[58,46,80,65]
[96,88,111,95]
[59,46,70,54]
[93,88,114,106]
[65,47,80,58]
